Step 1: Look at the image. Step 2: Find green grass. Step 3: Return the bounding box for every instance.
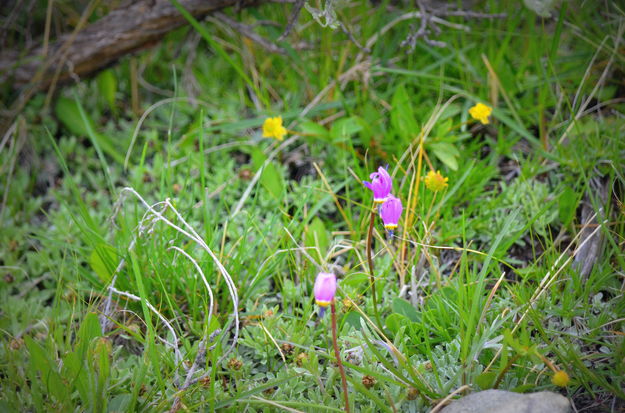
[1,1,624,411]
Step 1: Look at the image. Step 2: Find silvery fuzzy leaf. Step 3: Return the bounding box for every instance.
[523,0,558,17]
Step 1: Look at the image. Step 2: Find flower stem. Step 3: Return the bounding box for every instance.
[331,301,350,413]
[366,205,382,329]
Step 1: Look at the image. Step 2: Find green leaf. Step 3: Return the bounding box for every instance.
[77,312,103,358]
[299,121,329,140]
[329,116,363,142]
[55,96,124,164]
[251,149,284,200]
[512,383,535,393]
[391,297,420,322]
[96,69,117,113]
[109,394,132,412]
[435,119,453,137]
[476,371,497,389]
[92,337,111,411]
[25,337,67,403]
[25,336,51,378]
[63,351,91,407]
[385,313,407,335]
[341,272,369,288]
[430,142,460,171]
[390,84,418,142]
[89,243,117,283]
[56,96,94,137]
[558,186,577,226]
[304,217,329,259]
[343,311,363,330]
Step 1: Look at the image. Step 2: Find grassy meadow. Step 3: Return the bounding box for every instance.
[1,1,624,411]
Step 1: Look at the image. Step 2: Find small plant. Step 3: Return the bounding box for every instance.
[314,271,350,413]
[362,166,404,328]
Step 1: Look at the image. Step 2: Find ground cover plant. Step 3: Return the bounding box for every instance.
[1,0,624,411]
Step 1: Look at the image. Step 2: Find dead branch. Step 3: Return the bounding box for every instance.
[214,11,287,55]
[0,0,270,92]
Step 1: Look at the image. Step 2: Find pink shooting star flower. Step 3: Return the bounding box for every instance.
[314,271,337,317]
[379,195,403,233]
[363,167,393,204]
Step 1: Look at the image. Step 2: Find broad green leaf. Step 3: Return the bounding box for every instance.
[55,96,124,164]
[299,121,330,140]
[90,243,117,283]
[251,149,284,200]
[25,336,51,378]
[77,312,103,358]
[341,272,369,288]
[343,311,364,330]
[56,96,94,137]
[430,142,460,171]
[304,217,329,259]
[25,337,67,403]
[93,337,112,412]
[330,116,363,142]
[96,69,117,113]
[385,313,407,335]
[390,84,418,141]
[391,297,420,322]
[109,394,132,412]
[63,351,91,407]
[476,371,497,389]
[558,186,577,226]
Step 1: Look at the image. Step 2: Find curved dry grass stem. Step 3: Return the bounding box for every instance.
[123,97,217,169]
[168,246,215,330]
[103,187,241,384]
[430,385,471,413]
[108,286,183,363]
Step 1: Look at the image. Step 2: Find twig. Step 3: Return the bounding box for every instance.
[215,12,287,55]
[108,286,183,363]
[430,385,471,413]
[170,339,207,413]
[278,0,306,40]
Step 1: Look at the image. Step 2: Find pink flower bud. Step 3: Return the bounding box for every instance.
[363,167,392,204]
[314,272,337,307]
[379,195,403,231]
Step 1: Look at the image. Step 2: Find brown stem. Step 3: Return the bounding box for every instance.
[366,205,382,329]
[492,353,520,389]
[331,302,350,413]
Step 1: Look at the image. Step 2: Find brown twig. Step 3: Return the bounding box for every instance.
[278,0,306,40]
[214,12,287,55]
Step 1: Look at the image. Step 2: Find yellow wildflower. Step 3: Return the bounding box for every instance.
[469,103,493,125]
[424,170,448,192]
[262,116,287,141]
[551,370,570,387]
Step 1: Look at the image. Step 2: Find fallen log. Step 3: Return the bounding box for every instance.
[0,0,268,91]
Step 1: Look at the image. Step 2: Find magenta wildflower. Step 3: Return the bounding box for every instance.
[363,167,392,203]
[379,195,403,231]
[314,272,337,316]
